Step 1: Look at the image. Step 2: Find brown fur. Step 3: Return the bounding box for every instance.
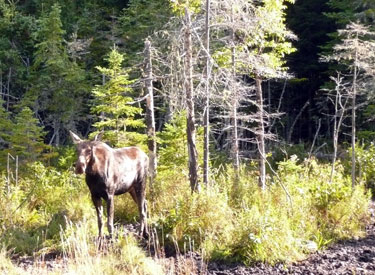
[69,131,149,238]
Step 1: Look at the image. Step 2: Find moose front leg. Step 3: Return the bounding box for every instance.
[106,195,115,237]
[92,195,103,238]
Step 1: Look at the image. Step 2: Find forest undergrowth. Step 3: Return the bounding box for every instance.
[0,143,373,274]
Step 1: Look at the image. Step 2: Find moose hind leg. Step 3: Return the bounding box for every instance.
[106,195,115,238]
[135,181,148,239]
[92,195,104,238]
[129,187,138,205]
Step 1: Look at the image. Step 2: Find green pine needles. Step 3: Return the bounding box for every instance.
[90,48,146,148]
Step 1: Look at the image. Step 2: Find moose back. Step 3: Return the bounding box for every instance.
[70,131,149,238]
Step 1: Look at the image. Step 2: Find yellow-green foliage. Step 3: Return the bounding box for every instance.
[356,143,375,192]
[0,149,371,268]
[157,111,204,172]
[152,156,371,265]
[0,247,22,274]
[114,194,140,223]
[61,222,163,275]
[0,162,95,254]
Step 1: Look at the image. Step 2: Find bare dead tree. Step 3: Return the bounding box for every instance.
[268,79,287,134]
[208,0,257,175]
[308,118,321,159]
[329,73,350,183]
[255,77,266,189]
[351,38,358,188]
[203,0,211,186]
[209,0,294,190]
[230,5,240,175]
[323,22,375,187]
[287,100,310,144]
[149,0,293,193]
[143,39,157,184]
[184,8,199,192]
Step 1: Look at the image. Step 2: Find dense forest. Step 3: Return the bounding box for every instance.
[1,0,375,273]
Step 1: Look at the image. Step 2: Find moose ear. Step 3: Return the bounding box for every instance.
[69,131,82,144]
[94,131,104,141]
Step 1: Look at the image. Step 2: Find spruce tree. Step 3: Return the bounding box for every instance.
[119,0,173,63]
[11,107,49,164]
[326,0,375,25]
[91,48,146,148]
[0,98,14,168]
[25,3,86,146]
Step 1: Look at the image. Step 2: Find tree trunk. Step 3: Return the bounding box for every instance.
[231,6,240,176]
[287,100,309,144]
[144,39,157,184]
[0,69,2,100]
[203,0,211,186]
[330,75,347,183]
[52,120,60,147]
[351,56,357,188]
[331,90,339,183]
[6,67,11,111]
[255,77,266,190]
[184,8,199,192]
[232,98,240,171]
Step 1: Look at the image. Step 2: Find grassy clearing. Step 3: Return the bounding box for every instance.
[0,151,372,272]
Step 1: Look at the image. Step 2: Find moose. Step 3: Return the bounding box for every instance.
[69,131,149,239]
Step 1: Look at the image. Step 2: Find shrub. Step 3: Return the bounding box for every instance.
[0,162,95,254]
[151,168,234,259]
[356,143,375,194]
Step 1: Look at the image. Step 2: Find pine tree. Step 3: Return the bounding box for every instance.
[25,3,87,146]
[11,107,49,164]
[119,0,173,63]
[0,98,14,168]
[91,48,146,148]
[326,0,375,26]
[0,1,36,106]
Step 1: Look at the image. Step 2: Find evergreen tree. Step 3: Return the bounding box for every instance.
[91,48,146,147]
[119,0,173,63]
[285,0,336,142]
[326,0,375,26]
[25,3,87,146]
[0,98,14,159]
[0,0,36,105]
[11,107,49,164]
[0,100,48,170]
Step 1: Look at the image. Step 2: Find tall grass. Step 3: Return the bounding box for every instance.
[150,157,371,265]
[60,221,164,275]
[0,153,372,271]
[0,247,22,274]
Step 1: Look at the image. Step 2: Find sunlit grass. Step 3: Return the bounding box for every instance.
[0,155,372,271]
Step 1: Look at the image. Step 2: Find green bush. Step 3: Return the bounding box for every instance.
[151,155,371,265]
[0,162,95,254]
[356,143,375,193]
